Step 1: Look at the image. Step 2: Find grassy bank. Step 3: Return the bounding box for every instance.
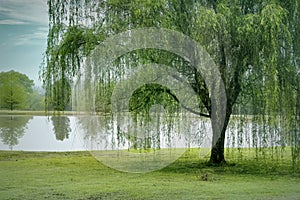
[0,149,299,200]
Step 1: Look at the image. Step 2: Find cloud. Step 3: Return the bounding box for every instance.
[0,19,27,25]
[14,27,48,46]
[0,0,48,25]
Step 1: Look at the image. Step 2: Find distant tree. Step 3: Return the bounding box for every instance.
[0,70,34,110]
[28,87,45,111]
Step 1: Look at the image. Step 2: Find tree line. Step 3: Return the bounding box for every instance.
[0,70,73,111]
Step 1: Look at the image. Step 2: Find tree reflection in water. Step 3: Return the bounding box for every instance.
[0,115,32,150]
[51,116,71,141]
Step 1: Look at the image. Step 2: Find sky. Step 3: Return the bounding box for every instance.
[0,0,48,86]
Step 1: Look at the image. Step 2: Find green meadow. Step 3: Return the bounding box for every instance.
[0,148,299,200]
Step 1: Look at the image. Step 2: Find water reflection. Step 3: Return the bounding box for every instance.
[51,116,71,141]
[76,113,212,151]
[75,112,212,173]
[0,114,289,153]
[0,115,32,150]
[0,115,84,151]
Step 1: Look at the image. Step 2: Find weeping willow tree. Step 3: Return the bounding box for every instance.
[41,0,299,164]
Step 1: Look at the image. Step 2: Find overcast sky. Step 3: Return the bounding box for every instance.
[0,0,48,86]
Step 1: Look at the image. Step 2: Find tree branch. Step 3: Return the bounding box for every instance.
[163,88,211,118]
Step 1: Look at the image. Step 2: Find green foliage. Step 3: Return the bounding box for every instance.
[94,82,115,113]
[41,0,299,163]
[129,83,179,115]
[0,70,34,110]
[48,79,72,111]
[27,88,45,111]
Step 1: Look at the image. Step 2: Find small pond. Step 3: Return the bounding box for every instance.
[0,114,284,152]
[0,115,84,151]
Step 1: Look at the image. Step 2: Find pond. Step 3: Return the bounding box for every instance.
[0,114,284,152]
[0,113,291,172]
[0,115,85,151]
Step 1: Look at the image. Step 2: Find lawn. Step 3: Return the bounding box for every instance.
[0,149,299,200]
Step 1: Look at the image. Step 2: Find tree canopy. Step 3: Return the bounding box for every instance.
[0,70,34,110]
[41,0,299,164]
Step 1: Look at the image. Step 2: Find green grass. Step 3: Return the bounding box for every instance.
[0,149,299,200]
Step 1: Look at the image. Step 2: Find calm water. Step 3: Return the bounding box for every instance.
[0,115,85,151]
[0,114,284,151]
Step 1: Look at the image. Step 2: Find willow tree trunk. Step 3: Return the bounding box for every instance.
[209,110,231,164]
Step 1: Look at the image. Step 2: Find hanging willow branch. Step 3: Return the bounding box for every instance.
[40,0,299,165]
